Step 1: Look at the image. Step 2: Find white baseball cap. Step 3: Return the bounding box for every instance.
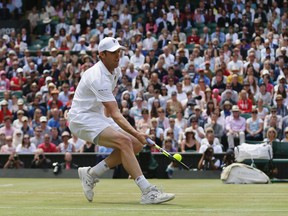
[98,37,125,53]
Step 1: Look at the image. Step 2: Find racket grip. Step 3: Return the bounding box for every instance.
[146,138,155,145]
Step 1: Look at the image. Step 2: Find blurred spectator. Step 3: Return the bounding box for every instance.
[4,153,24,169]
[198,147,221,170]
[0,116,15,136]
[199,128,223,154]
[69,134,85,153]
[60,152,78,170]
[180,128,199,152]
[30,126,44,147]
[16,134,36,153]
[57,131,75,152]
[162,137,177,153]
[0,135,15,153]
[264,127,280,145]
[245,107,264,141]
[226,105,246,148]
[38,133,58,153]
[31,148,52,169]
[80,141,96,153]
[50,127,61,146]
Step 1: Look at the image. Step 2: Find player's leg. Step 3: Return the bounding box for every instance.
[96,127,143,179]
[90,127,175,204]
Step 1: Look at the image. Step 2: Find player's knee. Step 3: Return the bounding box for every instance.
[116,136,133,151]
[134,143,143,154]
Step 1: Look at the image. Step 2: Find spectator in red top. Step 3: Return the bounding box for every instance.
[237,90,252,113]
[38,133,58,152]
[212,88,221,107]
[0,70,10,91]
[0,100,13,123]
[187,28,200,44]
[47,89,63,110]
[10,68,27,91]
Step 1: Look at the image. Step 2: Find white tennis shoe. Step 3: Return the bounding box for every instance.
[78,167,99,202]
[140,185,175,204]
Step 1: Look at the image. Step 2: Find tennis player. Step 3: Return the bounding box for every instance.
[68,37,175,204]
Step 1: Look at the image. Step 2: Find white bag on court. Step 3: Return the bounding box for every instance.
[234,143,273,162]
[221,163,270,184]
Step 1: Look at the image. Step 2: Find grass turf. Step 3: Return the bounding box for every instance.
[0,178,287,216]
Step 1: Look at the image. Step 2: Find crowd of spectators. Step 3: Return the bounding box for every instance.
[0,0,287,170]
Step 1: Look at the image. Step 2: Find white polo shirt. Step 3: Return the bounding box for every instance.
[68,60,120,118]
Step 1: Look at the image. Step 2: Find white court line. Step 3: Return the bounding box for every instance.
[0,206,287,212]
[0,184,13,187]
[0,191,287,196]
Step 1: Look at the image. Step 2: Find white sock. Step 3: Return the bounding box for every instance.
[89,160,110,178]
[135,175,151,193]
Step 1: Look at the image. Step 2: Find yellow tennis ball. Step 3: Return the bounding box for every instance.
[173,153,182,161]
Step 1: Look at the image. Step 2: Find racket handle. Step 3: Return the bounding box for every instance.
[146,138,155,145]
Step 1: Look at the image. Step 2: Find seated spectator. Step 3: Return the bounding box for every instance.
[245,107,264,141]
[39,116,51,137]
[50,127,62,146]
[57,131,75,152]
[68,134,85,153]
[225,105,246,149]
[156,107,169,131]
[263,115,282,140]
[164,117,182,143]
[80,141,96,153]
[38,133,58,152]
[275,94,288,117]
[281,127,288,142]
[21,116,34,136]
[31,149,52,169]
[0,132,6,147]
[198,147,221,170]
[30,126,44,147]
[199,128,223,154]
[0,135,15,153]
[237,90,253,113]
[180,128,199,152]
[136,108,151,133]
[60,152,78,170]
[205,112,224,140]
[146,118,164,142]
[16,134,36,154]
[175,110,187,131]
[264,106,282,133]
[0,100,13,124]
[188,114,205,144]
[263,127,280,145]
[256,98,269,120]
[3,153,24,169]
[162,137,177,153]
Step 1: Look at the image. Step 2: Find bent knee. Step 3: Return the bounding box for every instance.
[134,143,143,154]
[115,135,133,151]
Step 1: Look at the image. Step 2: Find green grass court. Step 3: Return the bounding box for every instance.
[0,179,287,216]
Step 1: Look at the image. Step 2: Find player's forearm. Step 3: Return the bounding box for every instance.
[112,112,140,137]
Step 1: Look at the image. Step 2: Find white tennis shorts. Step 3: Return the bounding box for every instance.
[68,112,121,144]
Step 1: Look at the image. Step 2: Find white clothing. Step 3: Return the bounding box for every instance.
[68,137,85,152]
[143,37,156,50]
[159,53,175,67]
[16,143,37,154]
[199,139,223,154]
[68,61,121,143]
[130,54,145,69]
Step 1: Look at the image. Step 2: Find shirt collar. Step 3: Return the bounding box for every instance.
[99,60,115,76]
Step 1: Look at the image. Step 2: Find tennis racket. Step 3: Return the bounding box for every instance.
[146,138,190,170]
